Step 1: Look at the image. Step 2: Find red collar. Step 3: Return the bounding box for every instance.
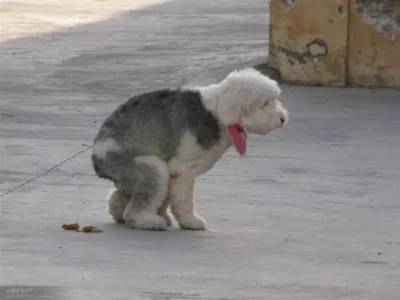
[226,124,246,156]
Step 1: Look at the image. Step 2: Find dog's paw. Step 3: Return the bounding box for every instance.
[125,213,168,231]
[178,215,207,230]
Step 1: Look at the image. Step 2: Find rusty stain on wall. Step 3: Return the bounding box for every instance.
[307,38,328,57]
[337,4,346,15]
[281,0,295,10]
[356,0,400,33]
[277,38,328,64]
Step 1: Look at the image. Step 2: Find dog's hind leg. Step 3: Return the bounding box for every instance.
[108,188,130,223]
[120,156,170,231]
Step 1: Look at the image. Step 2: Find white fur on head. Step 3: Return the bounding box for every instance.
[200,68,288,135]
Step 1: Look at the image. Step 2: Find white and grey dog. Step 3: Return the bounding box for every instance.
[92,69,288,231]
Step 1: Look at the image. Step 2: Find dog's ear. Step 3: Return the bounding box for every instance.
[217,86,265,125]
[216,86,247,125]
[238,89,261,115]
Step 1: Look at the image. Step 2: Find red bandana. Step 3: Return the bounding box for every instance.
[226,124,246,156]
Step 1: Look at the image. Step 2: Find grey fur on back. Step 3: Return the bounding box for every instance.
[92,89,221,182]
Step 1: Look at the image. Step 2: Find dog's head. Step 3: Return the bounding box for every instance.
[216,69,288,135]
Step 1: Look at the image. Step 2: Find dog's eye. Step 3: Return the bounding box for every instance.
[264,100,269,106]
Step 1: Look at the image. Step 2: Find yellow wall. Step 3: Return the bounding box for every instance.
[269,0,400,88]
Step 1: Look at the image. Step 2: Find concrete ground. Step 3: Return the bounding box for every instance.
[1,0,400,299]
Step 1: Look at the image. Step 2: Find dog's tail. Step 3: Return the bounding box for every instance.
[92,153,114,181]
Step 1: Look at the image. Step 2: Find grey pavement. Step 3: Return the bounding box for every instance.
[1,0,400,299]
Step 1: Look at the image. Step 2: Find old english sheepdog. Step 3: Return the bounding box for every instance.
[92,69,289,231]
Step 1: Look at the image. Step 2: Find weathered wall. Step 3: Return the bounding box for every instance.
[269,0,349,86]
[269,0,400,88]
[347,0,400,87]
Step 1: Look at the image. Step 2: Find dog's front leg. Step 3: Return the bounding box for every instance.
[169,175,206,230]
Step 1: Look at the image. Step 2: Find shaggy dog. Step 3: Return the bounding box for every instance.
[92,69,288,230]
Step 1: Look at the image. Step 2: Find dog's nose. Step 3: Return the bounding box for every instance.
[280,117,285,124]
